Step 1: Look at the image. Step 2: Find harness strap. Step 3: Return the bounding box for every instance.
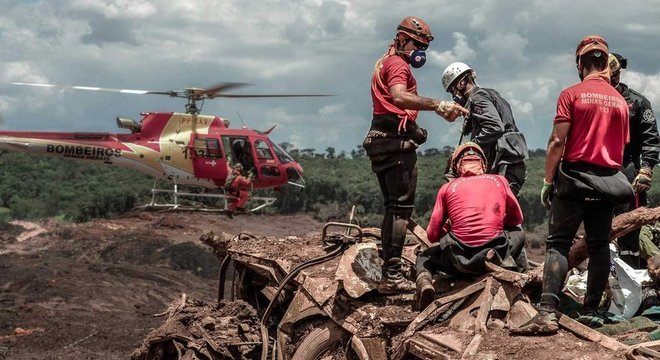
[371,48,417,135]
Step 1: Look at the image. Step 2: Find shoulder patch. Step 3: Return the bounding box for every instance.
[472,106,483,115]
[643,109,656,124]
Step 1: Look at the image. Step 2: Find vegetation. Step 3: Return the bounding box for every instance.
[1,148,658,231]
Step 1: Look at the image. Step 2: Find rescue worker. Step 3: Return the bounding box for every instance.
[224,162,252,218]
[609,53,660,269]
[415,142,527,310]
[512,35,631,335]
[362,16,469,291]
[441,62,529,195]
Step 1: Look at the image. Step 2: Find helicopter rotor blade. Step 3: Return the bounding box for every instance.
[202,82,250,98]
[12,82,182,97]
[212,94,333,98]
[12,82,333,100]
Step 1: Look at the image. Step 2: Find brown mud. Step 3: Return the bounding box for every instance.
[0,212,627,359]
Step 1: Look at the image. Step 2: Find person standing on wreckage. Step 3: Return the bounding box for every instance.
[440,62,529,195]
[512,35,633,335]
[608,52,660,270]
[362,16,469,292]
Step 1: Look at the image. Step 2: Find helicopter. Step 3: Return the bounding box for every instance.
[0,82,330,212]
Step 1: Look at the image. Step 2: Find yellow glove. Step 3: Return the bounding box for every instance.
[541,179,554,210]
[633,167,653,193]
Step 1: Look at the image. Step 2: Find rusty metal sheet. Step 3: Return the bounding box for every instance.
[335,242,382,298]
[351,336,388,360]
[506,300,537,329]
[300,275,338,307]
[491,283,510,312]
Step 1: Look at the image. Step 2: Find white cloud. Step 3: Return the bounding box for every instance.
[319,103,345,116]
[430,32,477,66]
[0,0,659,152]
[623,71,660,106]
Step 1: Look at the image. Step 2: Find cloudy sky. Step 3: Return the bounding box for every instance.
[1,0,659,154]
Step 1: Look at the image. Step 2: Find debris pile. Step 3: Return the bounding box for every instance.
[132,295,260,360]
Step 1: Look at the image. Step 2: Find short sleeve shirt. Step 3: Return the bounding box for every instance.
[372,55,418,120]
[554,76,630,168]
[426,174,523,246]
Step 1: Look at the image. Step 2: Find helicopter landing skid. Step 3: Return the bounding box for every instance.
[136,179,276,213]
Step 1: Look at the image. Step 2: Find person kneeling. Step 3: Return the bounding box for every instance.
[415,142,528,310]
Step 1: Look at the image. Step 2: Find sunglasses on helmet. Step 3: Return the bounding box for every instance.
[409,39,428,50]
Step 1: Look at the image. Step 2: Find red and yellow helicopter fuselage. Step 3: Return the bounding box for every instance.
[0,112,303,190]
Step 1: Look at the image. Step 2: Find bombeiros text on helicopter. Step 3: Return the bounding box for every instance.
[0,82,331,212]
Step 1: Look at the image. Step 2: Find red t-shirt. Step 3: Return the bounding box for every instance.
[426,174,523,246]
[371,55,418,121]
[553,76,630,168]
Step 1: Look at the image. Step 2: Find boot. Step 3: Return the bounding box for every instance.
[509,310,558,335]
[379,258,415,293]
[510,292,560,335]
[415,271,435,310]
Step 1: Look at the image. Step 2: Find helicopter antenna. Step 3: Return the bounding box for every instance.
[235,111,247,128]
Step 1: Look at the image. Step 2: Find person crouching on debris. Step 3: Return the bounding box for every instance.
[511,35,631,335]
[224,163,252,218]
[415,142,527,310]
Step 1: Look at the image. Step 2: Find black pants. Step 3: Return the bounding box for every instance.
[542,195,614,312]
[416,228,527,277]
[497,162,527,196]
[614,163,646,269]
[372,151,417,278]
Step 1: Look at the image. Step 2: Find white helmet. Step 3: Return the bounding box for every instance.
[441,62,474,92]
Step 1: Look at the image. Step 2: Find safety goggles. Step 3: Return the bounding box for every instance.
[412,40,428,50]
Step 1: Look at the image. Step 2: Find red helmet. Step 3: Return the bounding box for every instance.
[397,16,434,45]
[575,35,608,63]
[449,142,487,176]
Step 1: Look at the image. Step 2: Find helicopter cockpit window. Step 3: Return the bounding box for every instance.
[270,141,294,164]
[193,138,222,158]
[254,140,274,161]
[206,138,221,158]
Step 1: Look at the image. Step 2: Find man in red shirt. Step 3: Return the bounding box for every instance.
[512,35,632,335]
[415,142,527,309]
[362,16,468,291]
[224,162,252,218]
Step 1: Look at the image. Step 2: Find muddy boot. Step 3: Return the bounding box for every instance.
[415,271,435,310]
[510,293,560,335]
[509,310,559,335]
[379,258,415,293]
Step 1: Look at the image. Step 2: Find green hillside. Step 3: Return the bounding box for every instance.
[1,149,658,231]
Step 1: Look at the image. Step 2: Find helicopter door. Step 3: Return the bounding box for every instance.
[222,136,255,175]
[191,136,227,183]
[253,139,285,187]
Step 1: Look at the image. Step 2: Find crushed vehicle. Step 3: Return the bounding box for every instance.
[135,206,660,360]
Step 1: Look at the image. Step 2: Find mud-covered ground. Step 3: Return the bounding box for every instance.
[0,212,625,359]
[0,212,322,359]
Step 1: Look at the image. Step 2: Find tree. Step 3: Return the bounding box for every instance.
[325,147,336,159]
[423,148,440,156]
[278,142,294,153]
[300,148,316,157]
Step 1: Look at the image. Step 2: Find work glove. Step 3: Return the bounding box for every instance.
[633,167,653,193]
[541,179,554,210]
[435,101,469,122]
